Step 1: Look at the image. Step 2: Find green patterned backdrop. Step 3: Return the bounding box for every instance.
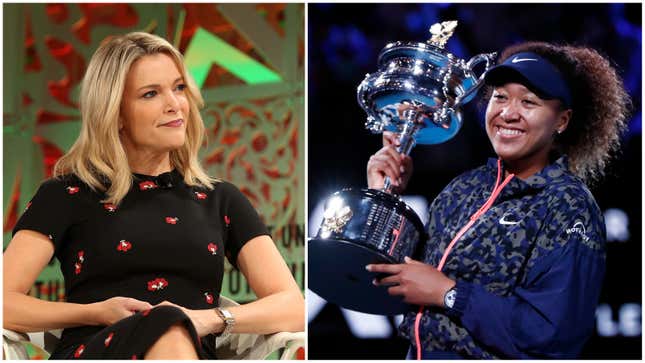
[3,3,304,307]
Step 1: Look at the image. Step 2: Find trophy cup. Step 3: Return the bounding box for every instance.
[309,21,496,315]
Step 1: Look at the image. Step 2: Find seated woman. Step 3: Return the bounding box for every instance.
[3,32,304,359]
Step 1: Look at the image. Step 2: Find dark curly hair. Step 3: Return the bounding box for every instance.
[482,42,631,185]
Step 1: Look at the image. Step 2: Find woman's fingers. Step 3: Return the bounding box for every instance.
[124,298,153,312]
[374,273,400,286]
[370,154,401,183]
[382,145,403,164]
[374,146,403,175]
[404,256,424,265]
[383,131,400,147]
[367,137,412,190]
[155,300,177,308]
[387,285,405,297]
[366,263,403,274]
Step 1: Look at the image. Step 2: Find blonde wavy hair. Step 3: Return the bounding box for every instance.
[54,32,215,204]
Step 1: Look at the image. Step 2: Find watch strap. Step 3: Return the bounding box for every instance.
[214,307,235,336]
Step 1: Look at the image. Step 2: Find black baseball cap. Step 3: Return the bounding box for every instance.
[484,52,572,108]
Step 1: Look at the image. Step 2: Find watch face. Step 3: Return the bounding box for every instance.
[445,288,457,308]
[220,308,234,320]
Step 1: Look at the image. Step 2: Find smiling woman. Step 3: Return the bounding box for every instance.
[366,41,630,359]
[3,32,304,359]
[484,81,572,179]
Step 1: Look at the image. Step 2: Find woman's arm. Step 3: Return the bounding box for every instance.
[370,236,604,358]
[172,235,304,337]
[4,230,152,332]
[228,235,304,333]
[370,200,606,359]
[453,238,605,358]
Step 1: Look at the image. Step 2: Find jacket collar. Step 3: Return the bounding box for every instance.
[486,155,572,192]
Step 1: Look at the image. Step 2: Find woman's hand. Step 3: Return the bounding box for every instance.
[156,301,223,337]
[90,297,153,326]
[367,257,455,307]
[367,131,413,193]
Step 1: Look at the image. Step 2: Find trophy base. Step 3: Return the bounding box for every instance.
[308,237,411,315]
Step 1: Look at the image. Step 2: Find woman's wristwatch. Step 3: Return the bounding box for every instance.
[443,286,457,309]
[214,307,235,336]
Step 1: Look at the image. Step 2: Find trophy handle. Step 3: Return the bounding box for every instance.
[453,52,497,109]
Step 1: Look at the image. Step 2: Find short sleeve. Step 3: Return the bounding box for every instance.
[12,178,79,251]
[218,182,271,268]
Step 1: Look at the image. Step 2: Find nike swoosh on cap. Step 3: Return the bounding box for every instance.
[511,57,538,63]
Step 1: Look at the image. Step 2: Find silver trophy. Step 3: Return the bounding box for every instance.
[309,21,496,315]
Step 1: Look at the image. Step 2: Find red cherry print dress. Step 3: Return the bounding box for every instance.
[12,170,270,358]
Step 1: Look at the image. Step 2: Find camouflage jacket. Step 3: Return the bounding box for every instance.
[399,156,606,358]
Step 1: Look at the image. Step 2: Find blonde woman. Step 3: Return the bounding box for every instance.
[3,32,304,359]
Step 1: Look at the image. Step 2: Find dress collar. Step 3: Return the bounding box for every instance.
[132,169,182,189]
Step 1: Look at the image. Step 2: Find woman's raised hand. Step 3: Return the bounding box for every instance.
[367,131,414,193]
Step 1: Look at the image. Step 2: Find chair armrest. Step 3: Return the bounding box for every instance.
[3,329,30,343]
[215,330,305,360]
[3,329,31,360]
[271,331,305,360]
[3,328,61,359]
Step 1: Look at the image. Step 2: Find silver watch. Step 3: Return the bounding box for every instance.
[444,286,457,309]
[215,307,235,336]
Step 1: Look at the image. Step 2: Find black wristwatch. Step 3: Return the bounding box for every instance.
[443,286,457,309]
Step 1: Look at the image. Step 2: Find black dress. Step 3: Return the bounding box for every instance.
[12,169,269,359]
